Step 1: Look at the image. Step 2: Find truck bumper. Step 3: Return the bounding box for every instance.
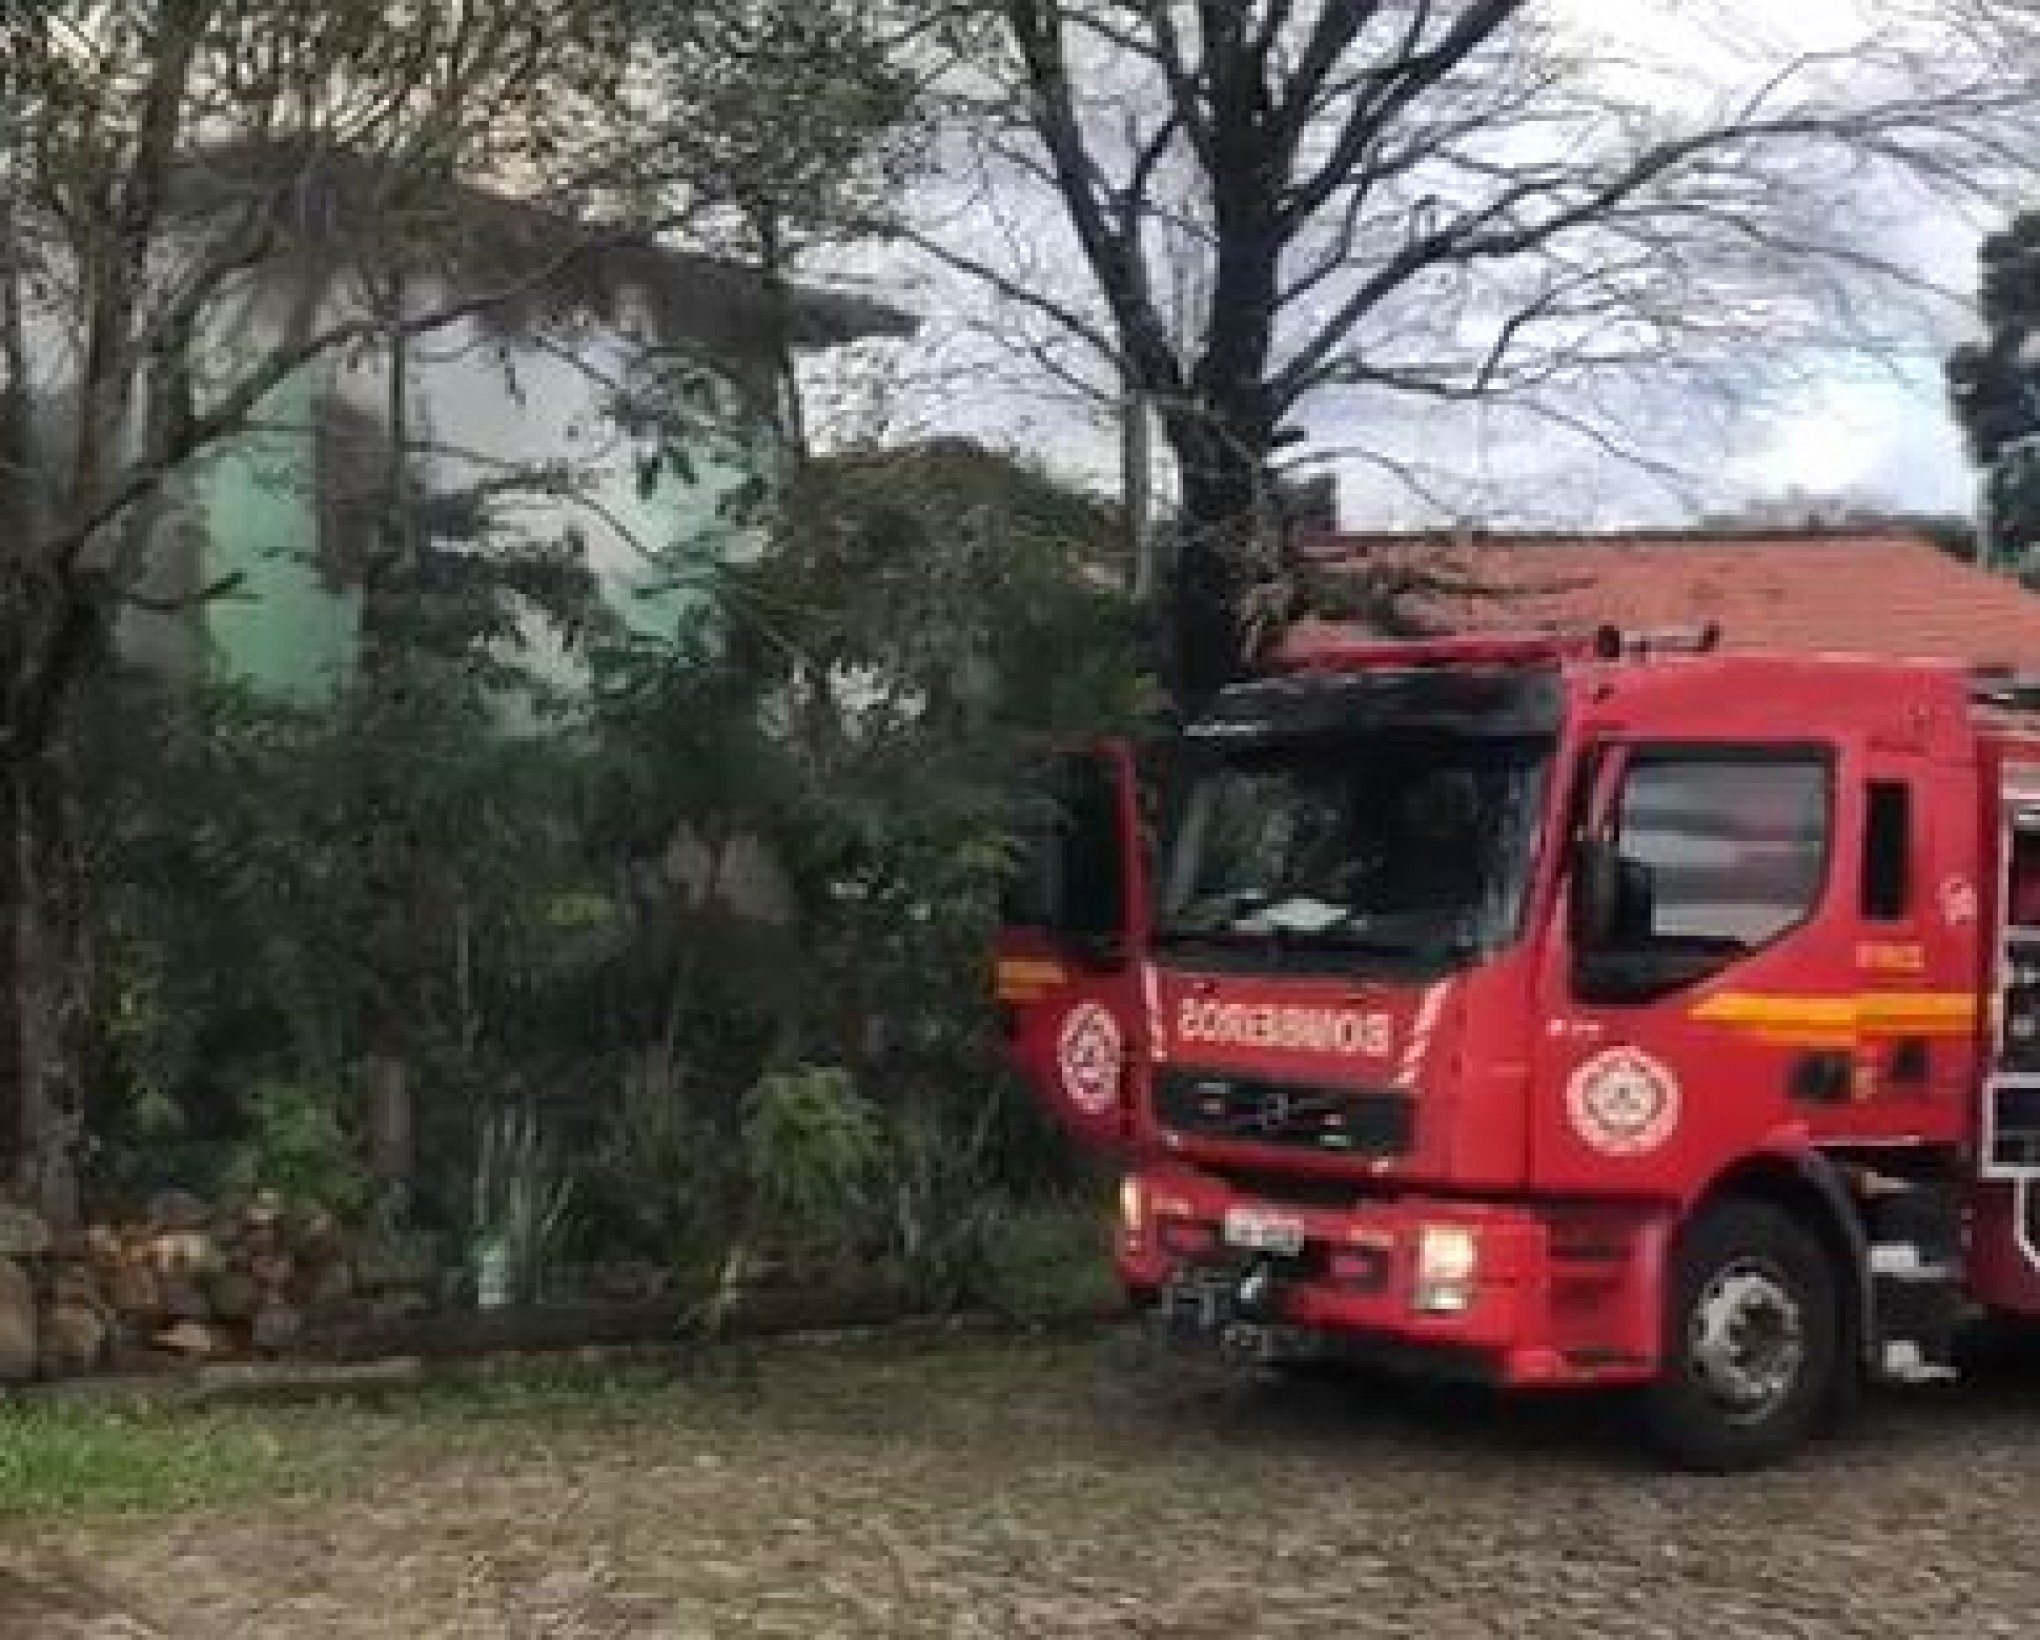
[1119,1163,1665,1390]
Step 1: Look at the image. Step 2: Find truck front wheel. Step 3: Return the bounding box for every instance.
[1640,1200,1841,1472]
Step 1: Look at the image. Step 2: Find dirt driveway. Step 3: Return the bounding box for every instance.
[11,1331,2040,1637]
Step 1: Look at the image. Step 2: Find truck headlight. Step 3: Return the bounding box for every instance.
[1118,1175,1146,1242]
[1417,1224,1477,1281]
[1414,1224,1478,1314]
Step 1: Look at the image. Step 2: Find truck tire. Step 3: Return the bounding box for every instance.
[1640,1200,1841,1472]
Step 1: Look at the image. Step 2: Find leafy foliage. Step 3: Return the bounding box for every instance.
[221,1080,375,1220]
[741,1067,886,1251]
[1949,215,2040,578]
[4,0,1130,1314]
[633,0,930,246]
[83,422,1136,1326]
[470,1104,577,1304]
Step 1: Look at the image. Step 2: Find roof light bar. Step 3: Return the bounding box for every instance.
[1273,623,1723,673]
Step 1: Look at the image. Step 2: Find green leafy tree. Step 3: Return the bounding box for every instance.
[0,0,929,1218]
[1949,215,2040,579]
[560,436,1134,1298]
[0,0,638,1217]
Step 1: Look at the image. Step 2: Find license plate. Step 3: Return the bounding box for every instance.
[1222,1206,1306,1256]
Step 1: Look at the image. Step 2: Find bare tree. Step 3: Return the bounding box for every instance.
[918,1,2040,705]
[0,0,636,1216]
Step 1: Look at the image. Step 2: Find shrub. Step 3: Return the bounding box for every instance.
[970,1196,1119,1327]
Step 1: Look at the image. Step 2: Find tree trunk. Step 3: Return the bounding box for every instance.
[357,272,421,1203]
[0,754,79,1228]
[366,1055,414,1189]
[1164,421,1281,712]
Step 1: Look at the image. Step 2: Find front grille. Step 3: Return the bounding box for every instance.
[1163,1240,1390,1310]
[1199,1165,1367,1209]
[1155,1068,1414,1157]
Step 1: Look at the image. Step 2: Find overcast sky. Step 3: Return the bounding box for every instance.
[814,0,2007,530]
[1556,0,1990,523]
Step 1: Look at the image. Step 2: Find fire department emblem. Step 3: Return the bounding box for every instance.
[1565,1046,1680,1157]
[1057,1002,1123,1117]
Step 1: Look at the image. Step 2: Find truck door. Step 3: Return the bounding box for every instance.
[1847,746,1980,1127]
[995,740,1150,1151]
[1533,739,1858,1192]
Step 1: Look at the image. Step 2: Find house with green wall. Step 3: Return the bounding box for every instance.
[116,145,914,705]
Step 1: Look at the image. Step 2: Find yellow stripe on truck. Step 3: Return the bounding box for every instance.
[1690,991,1977,1047]
[996,958,1068,1001]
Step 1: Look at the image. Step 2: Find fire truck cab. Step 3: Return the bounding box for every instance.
[997,629,2040,1469]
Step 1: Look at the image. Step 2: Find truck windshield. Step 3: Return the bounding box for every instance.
[1156,731,1552,975]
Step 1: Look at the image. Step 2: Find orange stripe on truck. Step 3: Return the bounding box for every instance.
[1690,991,1977,1047]
[995,958,1068,1000]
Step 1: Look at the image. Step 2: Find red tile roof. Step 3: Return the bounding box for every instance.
[1290,528,2040,669]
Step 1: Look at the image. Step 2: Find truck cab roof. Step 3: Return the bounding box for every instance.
[1249,627,2015,752]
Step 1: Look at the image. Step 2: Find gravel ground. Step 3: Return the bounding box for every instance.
[13,1332,2040,1637]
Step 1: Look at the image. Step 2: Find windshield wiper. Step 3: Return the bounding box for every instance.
[1151,924,1282,948]
[1161,889,1274,933]
[1153,921,1376,952]
[1150,922,1484,972]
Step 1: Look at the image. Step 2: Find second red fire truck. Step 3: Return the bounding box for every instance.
[998,626,2040,1469]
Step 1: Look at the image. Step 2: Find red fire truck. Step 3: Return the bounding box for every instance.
[996,627,2040,1469]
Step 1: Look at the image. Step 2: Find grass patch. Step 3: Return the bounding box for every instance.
[0,1357,766,1521]
[0,1401,369,1519]
[0,1323,1126,1524]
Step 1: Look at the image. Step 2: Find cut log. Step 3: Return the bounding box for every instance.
[251,1301,303,1356]
[156,1274,209,1324]
[106,1262,162,1324]
[249,1250,294,1292]
[48,1265,108,1317]
[303,1260,356,1310]
[148,1230,220,1277]
[152,1320,219,1358]
[0,1259,36,1381]
[0,1202,50,1259]
[205,1270,259,1324]
[145,1189,208,1233]
[40,1297,109,1377]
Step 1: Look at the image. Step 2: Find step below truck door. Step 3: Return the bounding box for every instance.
[995,739,1150,1152]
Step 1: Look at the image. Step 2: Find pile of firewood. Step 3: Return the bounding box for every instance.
[0,1187,371,1381]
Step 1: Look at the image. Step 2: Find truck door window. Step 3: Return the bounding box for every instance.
[1861,780,1912,922]
[1001,752,1126,941]
[1576,750,1831,1002]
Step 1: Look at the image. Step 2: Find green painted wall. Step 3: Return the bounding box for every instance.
[196,368,359,703]
[190,354,775,710]
[609,433,775,643]
[506,365,778,697]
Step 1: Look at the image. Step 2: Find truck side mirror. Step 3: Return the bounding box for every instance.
[1571,838,1654,948]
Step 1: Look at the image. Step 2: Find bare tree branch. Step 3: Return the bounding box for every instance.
[1002,0,1184,394]
[921,0,2040,699]
[896,223,1125,368]
[119,569,246,615]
